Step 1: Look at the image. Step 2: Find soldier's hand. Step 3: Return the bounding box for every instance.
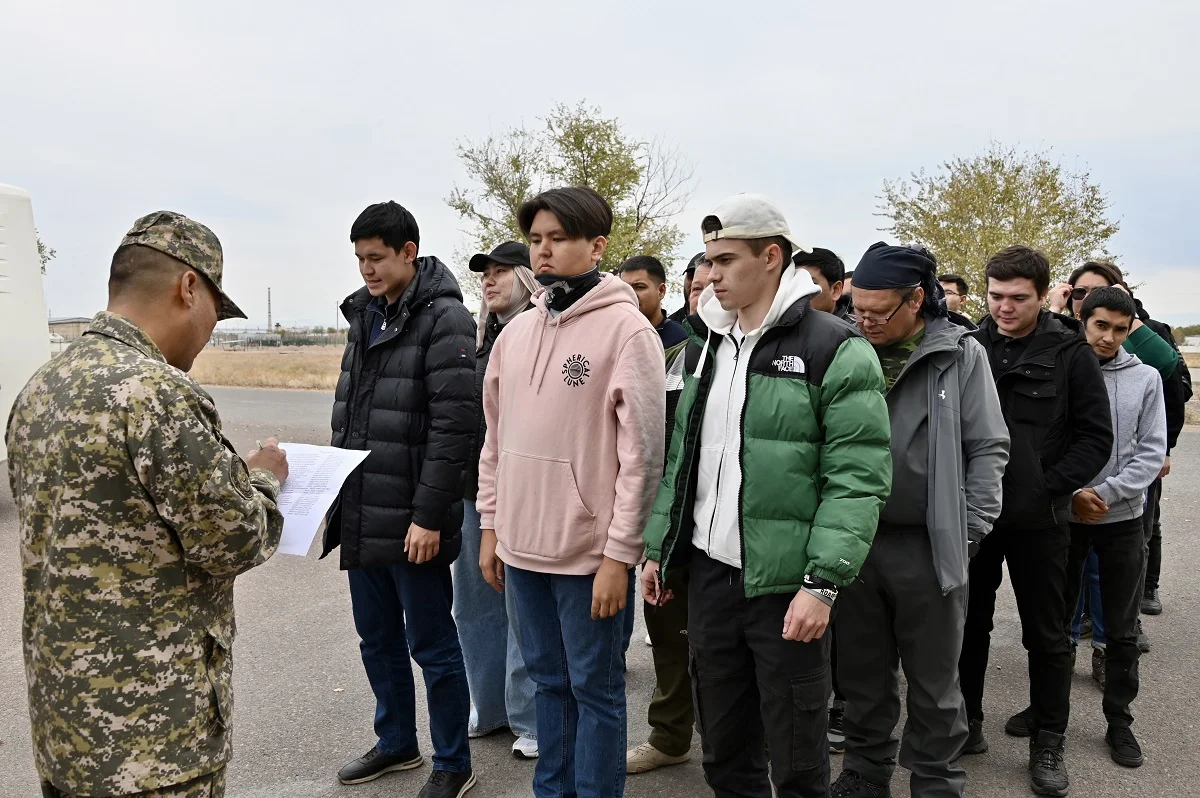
[247,437,289,483]
[405,523,441,564]
[783,590,831,643]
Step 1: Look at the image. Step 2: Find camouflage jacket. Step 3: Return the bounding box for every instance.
[5,312,283,796]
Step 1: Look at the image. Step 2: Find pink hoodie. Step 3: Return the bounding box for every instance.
[477,273,666,575]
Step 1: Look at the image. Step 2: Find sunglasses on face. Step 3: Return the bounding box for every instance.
[1071,285,1104,301]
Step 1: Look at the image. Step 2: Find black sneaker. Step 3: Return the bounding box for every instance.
[1141,588,1162,616]
[1091,647,1107,690]
[828,702,846,754]
[1079,613,1093,639]
[1028,730,1069,797]
[338,745,424,785]
[830,769,891,798]
[1106,724,1144,768]
[1136,618,1151,653]
[418,770,477,798]
[1004,706,1034,738]
[958,719,988,757]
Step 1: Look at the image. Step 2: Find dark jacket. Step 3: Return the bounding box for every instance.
[973,311,1113,529]
[1138,306,1191,452]
[323,256,477,569]
[464,305,532,500]
[878,316,1009,592]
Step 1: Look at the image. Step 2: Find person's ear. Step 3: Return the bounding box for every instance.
[179,270,200,309]
[911,286,925,309]
[831,280,844,302]
[403,241,418,264]
[657,281,667,301]
[590,236,607,266]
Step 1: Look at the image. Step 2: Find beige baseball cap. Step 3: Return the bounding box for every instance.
[701,193,812,255]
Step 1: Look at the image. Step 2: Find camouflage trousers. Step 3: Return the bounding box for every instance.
[41,768,226,798]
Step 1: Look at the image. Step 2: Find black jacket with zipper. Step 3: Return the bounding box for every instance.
[973,311,1113,530]
[323,256,477,569]
[1136,302,1191,452]
[463,305,531,501]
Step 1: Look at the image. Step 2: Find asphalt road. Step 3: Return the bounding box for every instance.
[2,386,1197,798]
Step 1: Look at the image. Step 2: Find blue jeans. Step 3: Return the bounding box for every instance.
[452,501,537,738]
[348,562,472,772]
[1072,550,1106,646]
[507,565,632,798]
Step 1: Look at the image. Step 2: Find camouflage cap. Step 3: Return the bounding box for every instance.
[119,210,247,320]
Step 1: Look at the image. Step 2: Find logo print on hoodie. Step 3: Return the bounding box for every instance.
[562,354,591,387]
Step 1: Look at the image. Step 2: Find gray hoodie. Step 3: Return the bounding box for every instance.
[1072,348,1166,524]
[879,315,1011,593]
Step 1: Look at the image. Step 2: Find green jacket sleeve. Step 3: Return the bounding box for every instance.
[807,336,892,586]
[643,371,693,562]
[1123,324,1180,381]
[128,379,285,578]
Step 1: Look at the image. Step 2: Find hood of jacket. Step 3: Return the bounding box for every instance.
[340,255,464,322]
[523,272,641,392]
[691,265,820,376]
[1101,346,1138,373]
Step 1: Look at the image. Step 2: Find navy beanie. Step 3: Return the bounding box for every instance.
[853,242,947,317]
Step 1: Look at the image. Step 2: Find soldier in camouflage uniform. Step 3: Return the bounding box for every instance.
[5,211,290,798]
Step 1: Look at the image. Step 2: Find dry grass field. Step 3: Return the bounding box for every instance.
[189,346,342,390]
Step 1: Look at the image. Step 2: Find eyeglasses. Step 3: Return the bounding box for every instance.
[851,292,915,327]
[942,290,963,298]
[1070,286,1101,301]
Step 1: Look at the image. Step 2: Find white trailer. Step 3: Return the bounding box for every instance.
[0,184,51,462]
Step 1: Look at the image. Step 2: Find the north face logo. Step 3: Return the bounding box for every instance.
[772,355,805,375]
[562,354,591,387]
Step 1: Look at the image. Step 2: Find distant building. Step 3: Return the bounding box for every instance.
[1186,336,1200,348]
[48,316,94,342]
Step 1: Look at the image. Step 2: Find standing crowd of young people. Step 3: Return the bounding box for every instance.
[13,187,1187,798]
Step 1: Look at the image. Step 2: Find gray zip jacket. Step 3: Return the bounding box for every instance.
[1072,348,1166,524]
[882,315,1011,592]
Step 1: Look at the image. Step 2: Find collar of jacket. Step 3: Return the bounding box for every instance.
[978,309,1084,367]
[84,311,168,363]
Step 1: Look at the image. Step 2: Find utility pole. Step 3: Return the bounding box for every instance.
[267,287,272,331]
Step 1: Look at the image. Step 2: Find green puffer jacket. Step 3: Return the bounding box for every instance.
[643,297,893,598]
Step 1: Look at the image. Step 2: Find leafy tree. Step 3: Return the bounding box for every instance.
[877,144,1120,319]
[447,101,695,299]
[36,229,55,275]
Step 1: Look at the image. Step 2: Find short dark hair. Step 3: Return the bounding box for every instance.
[518,186,613,240]
[1080,286,1137,325]
[985,245,1051,296]
[793,247,845,287]
[617,255,667,285]
[938,273,969,296]
[350,201,420,254]
[108,244,188,298]
[1069,260,1124,289]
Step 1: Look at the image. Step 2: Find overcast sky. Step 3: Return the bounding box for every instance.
[3,0,1198,329]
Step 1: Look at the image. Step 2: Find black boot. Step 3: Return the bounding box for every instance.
[830,769,891,798]
[1028,730,1069,797]
[957,719,988,757]
[1106,724,1144,768]
[1005,706,1034,738]
[1141,587,1162,616]
[828,701,846,754]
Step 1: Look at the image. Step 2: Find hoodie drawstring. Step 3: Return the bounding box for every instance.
[536,320,563,392]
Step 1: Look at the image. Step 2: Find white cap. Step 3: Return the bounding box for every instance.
[701,193,811,254]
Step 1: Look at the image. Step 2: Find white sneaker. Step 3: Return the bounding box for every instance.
[512,736,539,760]
[626,742,690,774]
[645,633,653,647]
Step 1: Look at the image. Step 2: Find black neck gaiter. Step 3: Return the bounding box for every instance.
[537,268,601,312]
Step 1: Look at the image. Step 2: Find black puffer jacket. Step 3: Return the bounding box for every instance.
[973,311,1113,529]
[463,305,532,501]
[323,256,477,569]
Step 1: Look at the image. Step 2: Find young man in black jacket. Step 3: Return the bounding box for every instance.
[958,246,1113,797]
[325,201,479,798]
